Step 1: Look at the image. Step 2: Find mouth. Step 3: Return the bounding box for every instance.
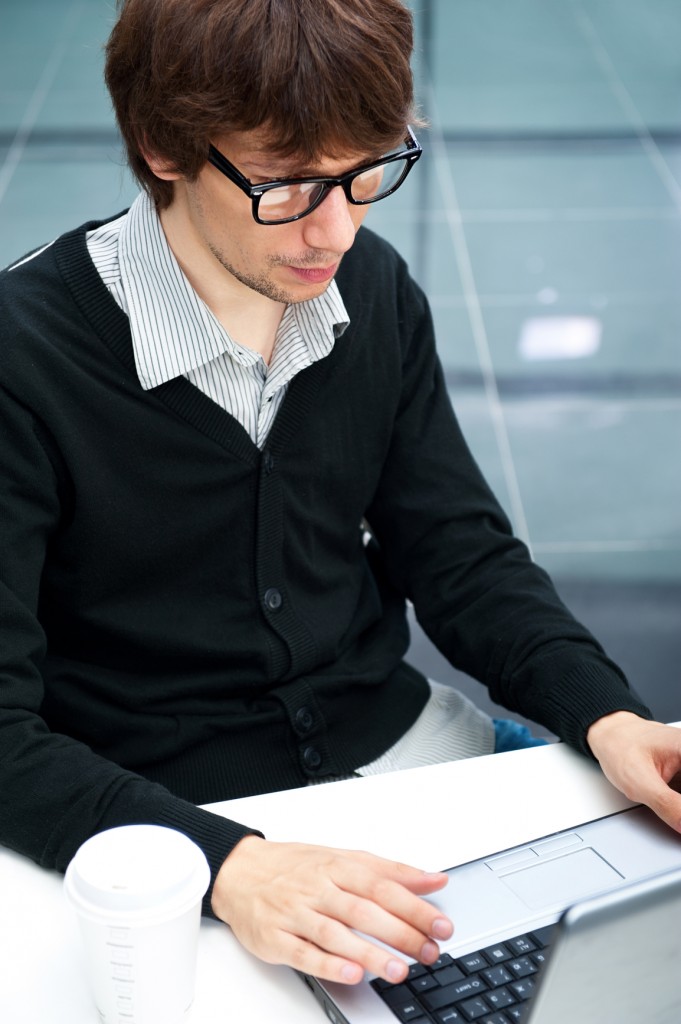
[286,263,339,284]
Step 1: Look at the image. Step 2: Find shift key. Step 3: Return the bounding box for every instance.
[423,975,487,1010]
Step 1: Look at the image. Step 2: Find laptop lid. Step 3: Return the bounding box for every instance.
[528,866,681,1024]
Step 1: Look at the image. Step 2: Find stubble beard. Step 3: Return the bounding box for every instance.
[208,243,338,305]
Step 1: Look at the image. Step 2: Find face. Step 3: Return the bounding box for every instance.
[155,129,376,306]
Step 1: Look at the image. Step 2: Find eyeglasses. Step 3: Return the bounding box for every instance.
[206,126,422,225]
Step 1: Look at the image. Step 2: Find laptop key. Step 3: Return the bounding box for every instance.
[481,965,514,988]
[430,953,455,971]
[380,983,417,1007]
[510,978,536,1001]
[458,995,492,1020]
[481,943,512,965]
[407,963,428,980]
[529,925,555,948]
[408,973,440,994]
[393,1000,426,1022]
[457,952,487,974]
[434,1009,464,1023]
[422,975,488,1011]
[507,957,536,979]
[433,963,466,987]
[484,986,516,1011]
[506,936,536,956]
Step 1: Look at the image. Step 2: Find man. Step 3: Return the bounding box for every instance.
[1,0,680,991]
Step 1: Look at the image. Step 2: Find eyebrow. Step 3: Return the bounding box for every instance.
[242,159,309,179]
[241,148,391,182]
[235,141,322,178]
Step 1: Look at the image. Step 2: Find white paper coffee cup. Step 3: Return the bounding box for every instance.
[64,825,210,1024]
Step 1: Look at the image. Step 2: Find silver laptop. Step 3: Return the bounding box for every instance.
[300,804,681,1024]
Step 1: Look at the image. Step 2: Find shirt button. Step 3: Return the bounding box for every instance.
[263,587,283,611]
[295,707,314,733]
[303,746,322,770]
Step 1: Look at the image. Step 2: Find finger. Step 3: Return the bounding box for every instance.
[635,772,681,834]
[242,898,431,986]
[610,728,681,833]
[227,906,372,984]
[315,885,445,965]
[341,873,452,944]
[299,908,431,984]
[330,858,453,943]
[266,929,367,984]
[349,852,450,896]
[400,870,450,897]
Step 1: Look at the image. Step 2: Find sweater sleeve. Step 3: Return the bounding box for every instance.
[365,269,653,755]
[0,385,260,914]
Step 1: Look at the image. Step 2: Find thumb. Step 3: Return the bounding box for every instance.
[635,770,681,835]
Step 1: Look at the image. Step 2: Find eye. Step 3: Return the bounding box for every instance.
[301,182,327,206]
[258,185,297,208]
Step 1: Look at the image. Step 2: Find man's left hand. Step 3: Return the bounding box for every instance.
[586,711,681,833]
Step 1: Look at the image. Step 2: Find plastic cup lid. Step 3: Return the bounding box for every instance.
[64,825,210,924]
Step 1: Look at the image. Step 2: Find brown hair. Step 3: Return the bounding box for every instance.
[105,0,418,209]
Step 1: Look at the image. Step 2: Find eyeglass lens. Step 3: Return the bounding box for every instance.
[257,157,409,223]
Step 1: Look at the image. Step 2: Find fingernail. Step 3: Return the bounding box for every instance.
[432,917,453,940]
[341,963,363,984]
[386,959,406,983]
[421,940,440,963]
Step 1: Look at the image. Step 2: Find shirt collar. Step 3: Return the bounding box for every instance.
[117,192,349,391]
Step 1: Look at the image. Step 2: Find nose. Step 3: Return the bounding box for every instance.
[301,184,364,254]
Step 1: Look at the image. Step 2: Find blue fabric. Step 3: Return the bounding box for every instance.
[493,718,549,753]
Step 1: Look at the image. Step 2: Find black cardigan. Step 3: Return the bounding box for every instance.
[0,219,651,906]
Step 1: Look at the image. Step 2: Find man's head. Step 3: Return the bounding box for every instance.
[105,0,418,211]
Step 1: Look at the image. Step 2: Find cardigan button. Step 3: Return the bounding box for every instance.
[295,707,314,733]
[303,746,322,770]
[263,587,283,611]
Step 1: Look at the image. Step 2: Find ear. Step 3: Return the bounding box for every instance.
[143,152,182,182]
[139,137,183,182]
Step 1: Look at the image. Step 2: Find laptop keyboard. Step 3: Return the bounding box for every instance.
[371,925,555,1023]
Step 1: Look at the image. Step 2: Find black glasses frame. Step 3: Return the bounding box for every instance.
[206,126,422,225]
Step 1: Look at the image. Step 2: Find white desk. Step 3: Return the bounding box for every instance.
[1,738,668,1024]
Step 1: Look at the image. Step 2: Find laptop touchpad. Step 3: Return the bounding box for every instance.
[499,848,623,910]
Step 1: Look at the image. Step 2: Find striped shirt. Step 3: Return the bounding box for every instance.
[86,192,349,447]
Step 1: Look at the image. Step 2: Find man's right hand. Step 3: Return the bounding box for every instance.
[210,835,453,985]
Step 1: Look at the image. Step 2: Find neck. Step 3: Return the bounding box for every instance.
[157,201,285,365]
